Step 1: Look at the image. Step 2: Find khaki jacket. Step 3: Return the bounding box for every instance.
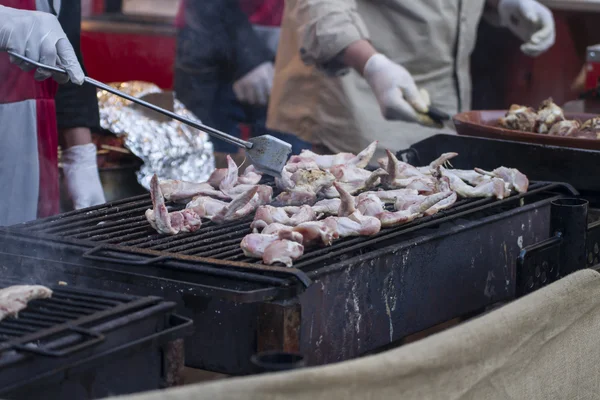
[267,0,486,158]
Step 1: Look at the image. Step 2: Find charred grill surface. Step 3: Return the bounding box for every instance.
[13,182,564,274]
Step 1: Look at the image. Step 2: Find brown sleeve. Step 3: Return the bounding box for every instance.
[287,0,370,75]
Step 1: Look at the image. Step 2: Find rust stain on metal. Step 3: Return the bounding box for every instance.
[164,339,185,387]
[257,302,301,354]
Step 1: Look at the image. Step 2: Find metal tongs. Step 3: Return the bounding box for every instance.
[8,51,292,178]
[426,106,451,125]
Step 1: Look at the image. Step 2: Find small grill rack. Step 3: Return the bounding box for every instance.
[0,282,164,360]
[8,181,574,289]
[0,280,192,399]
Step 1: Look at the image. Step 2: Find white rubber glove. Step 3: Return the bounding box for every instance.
[0,5,84,84]
[363,53,436,125]
[233,62,274,106]
[497,0,555,57]
[62,143,106,209]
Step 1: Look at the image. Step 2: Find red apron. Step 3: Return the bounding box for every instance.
[0,0,59,219]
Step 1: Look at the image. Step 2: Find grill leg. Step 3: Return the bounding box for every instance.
[257,302,301,355]
[163,339,185,387]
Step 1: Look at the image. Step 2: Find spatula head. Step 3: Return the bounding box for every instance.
[247,135,292,178]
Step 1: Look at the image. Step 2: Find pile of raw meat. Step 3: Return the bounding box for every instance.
[499,98,600,139]
[145,142,529,267]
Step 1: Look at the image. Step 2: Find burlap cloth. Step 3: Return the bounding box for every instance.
[107,269,600,400]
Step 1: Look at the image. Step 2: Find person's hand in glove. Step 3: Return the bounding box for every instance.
[233,62,275,106]
[362,53,437,126]
[497,0,555,56]
[0,5,84,84]
[62,143,106,210]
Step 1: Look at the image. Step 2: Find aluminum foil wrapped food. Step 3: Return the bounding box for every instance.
[97,81,215,190]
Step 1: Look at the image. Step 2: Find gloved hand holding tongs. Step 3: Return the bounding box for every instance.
[2,46,292,178]
[343,40,451,128]
[1,5,106,210]
[0,5,84,84]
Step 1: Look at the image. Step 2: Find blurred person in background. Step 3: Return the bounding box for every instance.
[0,0,105,226]
[267,0,556,160]
[174,0,311,168]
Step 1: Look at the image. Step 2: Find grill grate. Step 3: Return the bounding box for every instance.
[13,182,566,273]
[0,281,161,357]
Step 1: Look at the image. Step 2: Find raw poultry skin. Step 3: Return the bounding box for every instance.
[251,205,316,230]
[159,180,227,203]
[319,168,387,198]
[448,170,490,186]
[262,240,305,267]
[240,231,303,258]
[474,167,529,194]
[283,199,342,216]
[246,152,526,266]
[382,150,439,194]
[441,168,506,200]
[146,175,203,235]
[146,145,530,267]
[287,141,377,169]
[378,191,454,227]
[292,221,338,246]
[273,168,335,206]
[0,285,53,322]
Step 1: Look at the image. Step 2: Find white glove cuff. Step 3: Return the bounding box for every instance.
[62,143,98,169]
[363,53,390,79]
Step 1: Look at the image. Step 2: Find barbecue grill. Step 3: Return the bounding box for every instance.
[0,281,192,399]
[0,171,583,375]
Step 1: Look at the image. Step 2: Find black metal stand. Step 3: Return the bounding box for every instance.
[517,198,589,297]
[551,199,589,277]
[250,352,305,374]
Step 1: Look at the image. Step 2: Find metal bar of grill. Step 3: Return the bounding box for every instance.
[0,283,162,355]
[12,182,570,276]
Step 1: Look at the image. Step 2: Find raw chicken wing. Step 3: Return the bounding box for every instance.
[263,240,305,267]
[378,191,453,227]
[146,175,202,235]
[159,180,227,203]
[0,285,53,322]
[241,231,303,258]
[441,168,506,199]
[474,167,529,194]
[293,221,338,246]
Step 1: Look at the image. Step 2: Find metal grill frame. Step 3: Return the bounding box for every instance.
[0,284,162,359]
[0,183,578,374]
[7,182,573,293]
[0,282,192,399]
